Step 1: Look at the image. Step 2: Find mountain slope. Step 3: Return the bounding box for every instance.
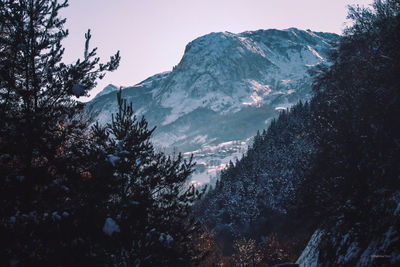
[85,28,338,183]
[196,1,400,265]
[93,84,118,99]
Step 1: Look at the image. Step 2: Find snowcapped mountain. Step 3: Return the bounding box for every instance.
[85,28,338,183]
[93,84,119,99]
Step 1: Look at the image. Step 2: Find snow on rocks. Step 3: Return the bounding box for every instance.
[159,233,173,244]
[52,211,61,221]
[297,229,324,267]
[107,154,120,166]
[88,28,336,128]
[103,217,120,236]
[85,28,338,184]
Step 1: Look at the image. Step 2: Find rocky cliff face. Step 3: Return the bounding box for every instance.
[85,28,338,183]
[297,195,400,266]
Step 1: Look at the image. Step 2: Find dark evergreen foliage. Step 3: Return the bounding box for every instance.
[83,89,203,265]
[300,0,400,221]
[1,0,399,265]
[198,1,400,264]
[0,0,119,265]
[196,101,316,254]
[299,0,400,264]
[0,1,203,266]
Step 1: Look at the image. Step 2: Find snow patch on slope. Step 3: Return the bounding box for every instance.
[243,80,271,106]
[297,229,324,267]
[85,28,338,184]
[103,218,120,236]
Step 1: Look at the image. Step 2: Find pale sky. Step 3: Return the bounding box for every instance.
[60,0,373,101]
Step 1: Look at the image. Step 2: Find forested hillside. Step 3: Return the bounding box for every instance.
[197,0,400,265]
[1,0,399,266]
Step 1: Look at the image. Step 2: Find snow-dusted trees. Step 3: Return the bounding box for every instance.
[0,1,202,265]
[85,90,202,265]
[0,0,120,264]
[196,101,316,255]
[198,0,400,265]
[299,0,400,264]
[198,2,400,265]
[299,0,400,220]
[0,0,120,171]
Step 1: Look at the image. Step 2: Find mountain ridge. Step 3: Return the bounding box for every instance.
[86,27,339,183]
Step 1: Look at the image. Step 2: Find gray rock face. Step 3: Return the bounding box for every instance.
[85,28,338,183]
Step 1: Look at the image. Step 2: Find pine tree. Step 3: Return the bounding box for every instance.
[86,90,203,265]
[297,1,400,264]
[0,0,120,265]
[302,0,400,220]
[0,0,119,170]
[0,1,206,265]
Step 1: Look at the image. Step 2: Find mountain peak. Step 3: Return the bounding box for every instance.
[86,28,339,183]
[93,84,119,99]
[89,27,339,126]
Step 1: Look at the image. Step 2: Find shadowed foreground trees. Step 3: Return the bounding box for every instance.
[0,0,203,265]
